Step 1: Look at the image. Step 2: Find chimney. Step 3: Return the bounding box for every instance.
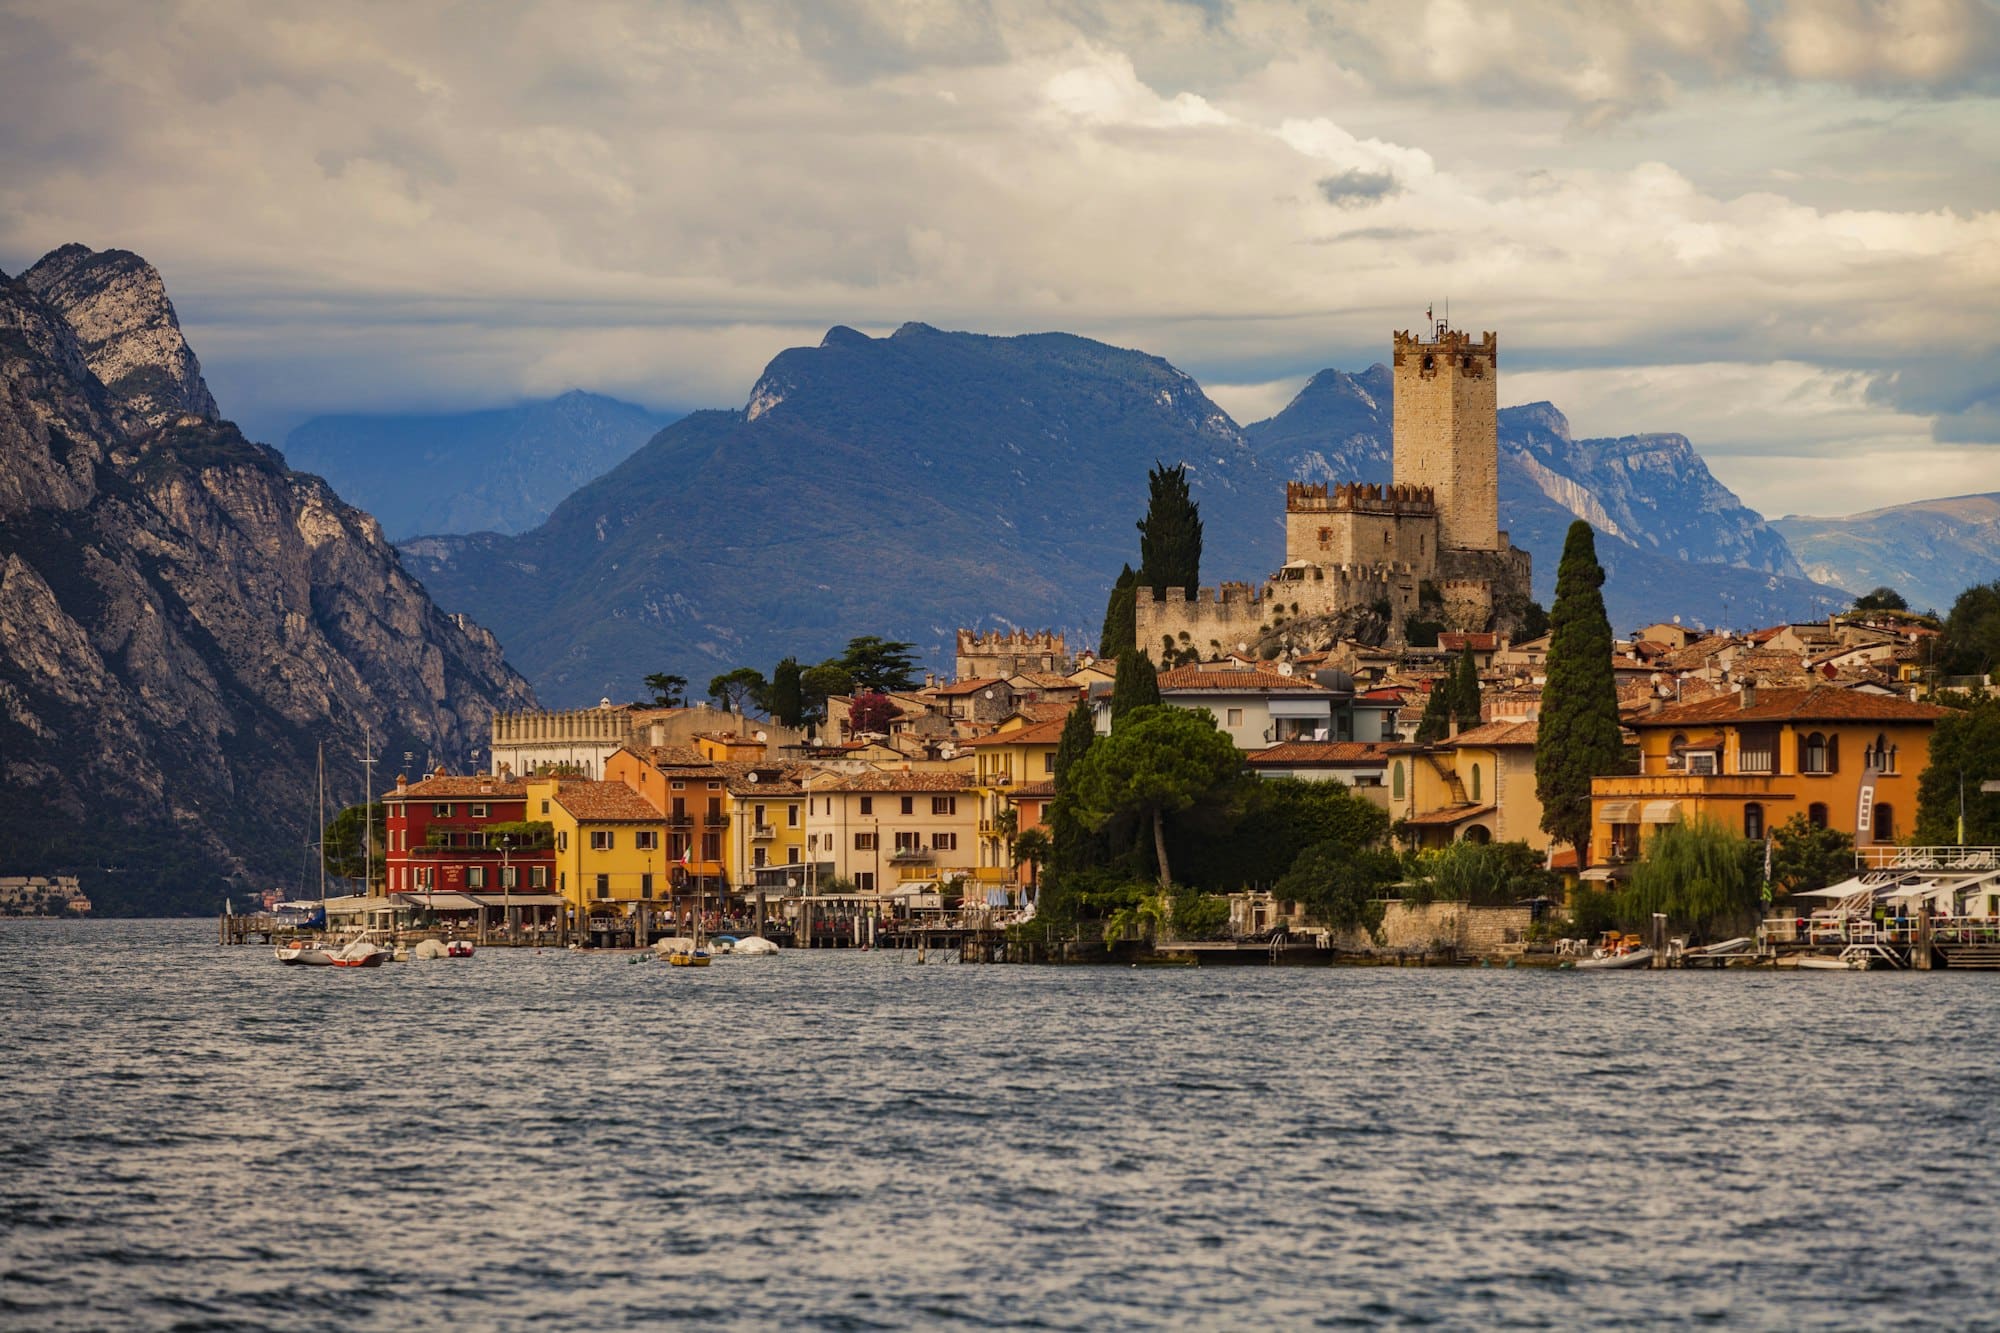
[1740,681,1758,710]
[1648,697,1663,715]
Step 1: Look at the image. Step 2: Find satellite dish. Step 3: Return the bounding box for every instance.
[755,730,767,741]
[984,689,994,699]
[1237,642,1249,654]
[746,772,760,783]
[1277,662,1294,677]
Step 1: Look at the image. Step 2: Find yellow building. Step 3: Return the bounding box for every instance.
[603,745,733,903]
[526,776,669,927]
[1386,720,1549,851]
[721,762,810,894]
[1589,685,1947,867]
[959,712,1068,891]
[807,770,980,898]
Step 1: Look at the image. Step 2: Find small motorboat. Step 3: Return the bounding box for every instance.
[1797,954,1868,971]
[329,938,388,968]
[275,940,334,966]
[666,948,712,968]
[444,938,475,958]
[413,938,449,960]
[1574,946,1655,970]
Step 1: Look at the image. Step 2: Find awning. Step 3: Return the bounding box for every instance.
[469,893,567,908]
[1793,878,1872,899]
[1641,800,1682,824]
[1268,699,1333,719]
[1598,802,1637,823]
[887,882,936,897]
[392,892,482,911]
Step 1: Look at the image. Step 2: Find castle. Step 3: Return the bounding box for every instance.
[954,628,1072,680]
[1135,324,1532,663]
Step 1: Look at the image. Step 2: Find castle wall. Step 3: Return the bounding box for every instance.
[954,629,1070,680]
[1393,330,1500,551]
[1283,482,1439,572]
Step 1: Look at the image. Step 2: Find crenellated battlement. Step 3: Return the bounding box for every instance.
[954,626,1071,679]
[1286,480,1436,515]
[1392,327,1498,370]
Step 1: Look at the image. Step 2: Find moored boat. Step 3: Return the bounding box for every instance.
[732,936,780,956]
[275,940,334,966]
[444,938,474,958]
[1574,947,1656,970]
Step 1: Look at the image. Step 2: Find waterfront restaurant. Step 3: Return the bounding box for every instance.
[381,772,565,936]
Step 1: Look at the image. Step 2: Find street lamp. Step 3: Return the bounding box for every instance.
[500,833,514,937]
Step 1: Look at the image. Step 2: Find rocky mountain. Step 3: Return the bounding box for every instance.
[404,323,1275,703]
[282,391,677,540]
[0,246,535,914]
[1773,494,2000,613]
[1245,366,1848,633]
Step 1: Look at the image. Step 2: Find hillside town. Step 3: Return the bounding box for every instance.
[293,325,1997,964]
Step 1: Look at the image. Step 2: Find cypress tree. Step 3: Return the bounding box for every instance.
[1453,647,1483,732]
[766,657,805,728]
[1536,521,1627,856]
[1101,564,1138,658]
[1137,461,1202,597]
[1049,701,1100,875]
[1110,649,1160,722]
[1414,677,1452,744]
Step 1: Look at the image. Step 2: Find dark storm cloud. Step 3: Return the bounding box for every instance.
[1317,169,1401,208]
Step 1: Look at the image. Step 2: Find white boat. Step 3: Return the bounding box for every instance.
[330,938,387,968]
[1575,947,1656,970]
[275,940,335,966]
[732,936,780,956]
[1797,954,1868,971]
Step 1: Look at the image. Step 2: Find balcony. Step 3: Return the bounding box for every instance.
[1593,773,1786,799]
[890,846,936,863]
[751,824,777,841]
[703,814,730,829]
[666,814,694,829]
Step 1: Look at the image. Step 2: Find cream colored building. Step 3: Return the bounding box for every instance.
[804,770,980,897]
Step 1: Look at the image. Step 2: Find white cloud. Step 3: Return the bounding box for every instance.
[1,0,1995,516]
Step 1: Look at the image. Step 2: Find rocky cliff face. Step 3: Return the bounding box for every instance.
[0,247,535,913]
[1774,493,2000,612]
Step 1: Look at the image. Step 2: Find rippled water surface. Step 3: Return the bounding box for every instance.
[5,920,1999,1329]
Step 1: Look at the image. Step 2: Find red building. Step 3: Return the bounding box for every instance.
[382,773,557,922]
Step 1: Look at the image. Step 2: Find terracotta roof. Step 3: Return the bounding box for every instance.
[388,775,527,801]
[931,677,1008,697]
[1011,779,1057,798]
[635,744,712,770]
[715,762,806,797]
[826,770,977,793]
[1447,719,1539,748]
[1022,700,1078,722]
[1661,635,1739,670]
[1439,632,1498,651]
[1012,672,1079,690]
[551,780,663,822]
[1246,741,1396,766]
[1158,665,1326,693]
[1400,803,1496,827]
[958,716,1069,748]
[1636,685,1951,728]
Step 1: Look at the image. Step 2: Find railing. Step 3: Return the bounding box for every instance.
[1595,774,1784,796]
[751,824,777,840]
[667,815,693,828]
[1854,845,2000,871]
[890,847,936,863]
[703,814,730,829]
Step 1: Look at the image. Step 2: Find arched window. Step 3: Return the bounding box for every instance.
[1392,761,1405,800]
[1744,802,1765,841]
[1470,763,1482,801]
[1809,802,1829,830]
[1803,732,1828,774]
[1874,804,1894,842]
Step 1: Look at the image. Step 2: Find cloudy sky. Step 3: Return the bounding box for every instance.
[2,0,1996,517]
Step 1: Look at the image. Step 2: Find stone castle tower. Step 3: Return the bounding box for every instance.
[1392,326,1499,551]
[1131,323,1530,665]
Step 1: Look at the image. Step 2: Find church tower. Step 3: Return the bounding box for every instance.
[1391,324,1499,551]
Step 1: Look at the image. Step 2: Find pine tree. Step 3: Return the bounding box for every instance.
[1453,647,1483,732]
[1100,564,1137,658]
[1110,649,1160,722]
[1536,521,1627,857]
[1137,462,1202,597]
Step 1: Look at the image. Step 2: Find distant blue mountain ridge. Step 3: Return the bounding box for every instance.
[398,324,1854,705]
[282,390,678,540]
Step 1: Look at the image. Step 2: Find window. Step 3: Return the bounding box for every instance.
[1392,762,1405,800]
[595,874,610,899]
[856,872,876,894]
[671,780,685,790]
[754,848,768,868]
[934,832,957,851]
[901,796,915,815]
[932,796,956,816]
[557,831,568,852]
[540,800,550,815]
[1226,708,1244,727]
[856,831,877,851]
[754,803,766,826]
[634,830,658,851]
[640,873,654,900]
[501,865,519,889]
[860,796,874,815]
[1470,764,1482,802]
[1803,732,1829,775]
[470,804,488,819]
[1865,733,1900,774]
[1744,803,1765,841]
[708,781,721,790]
[701,833,720,860]
[433,803,454,817]
[788,804,799,827]
[529,866,548,889]
[1687,752,1718,776]
[1874,804,1894,842]
[894,831,920,851]
[467,866,485,889]
[590,830,613,851]
[1043,753,1055,774]
[1809,802,1829,829]
[788,847,800,865]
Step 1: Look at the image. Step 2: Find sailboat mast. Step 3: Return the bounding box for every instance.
[316,741,326,909]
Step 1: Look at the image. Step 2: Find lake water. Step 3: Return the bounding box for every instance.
[3,920,1997,1329]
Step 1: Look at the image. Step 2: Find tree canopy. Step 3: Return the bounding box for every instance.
[1101,563,1138,659]
[1137,461,1202,598]
[1068,704,1245,890]
[1406,840,1559,907]
[765,657,805,728]
[1275,843,1401,932]
[1853,586,1908,613]
[838,636,922,693]
[1767,812,1855,896]
[1174,776,1391,892]
[1537,521,1626,855]
[848,691,900,734]
[1916,695,2000,844]
[707,667,768,717]
[1620,818,1761,938]
[1940,579,2000,680]
[642,672,687,707]
[323,801,386,887]
[799,663,856,721]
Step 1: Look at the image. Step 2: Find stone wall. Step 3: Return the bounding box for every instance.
[1330,900,1533,956]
